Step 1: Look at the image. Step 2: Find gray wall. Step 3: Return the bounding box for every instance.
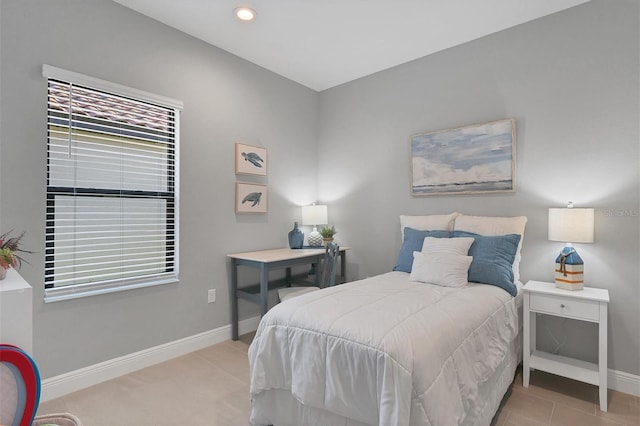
[1,0,639,381]
[318,0,640,376]
[0,0,318,378]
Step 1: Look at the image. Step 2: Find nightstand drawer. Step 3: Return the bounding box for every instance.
[529,293,600,321]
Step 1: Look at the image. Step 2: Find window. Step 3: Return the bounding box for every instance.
[43,65,182,302]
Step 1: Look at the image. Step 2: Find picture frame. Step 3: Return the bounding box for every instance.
[235,143,267,176]
[410,118,516,196]
[235,182,268,214]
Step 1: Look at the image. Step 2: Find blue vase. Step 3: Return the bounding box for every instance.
[288,222,304,249]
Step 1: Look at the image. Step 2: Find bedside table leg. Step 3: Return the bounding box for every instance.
[523,293,531,387]
[599,304,608,412]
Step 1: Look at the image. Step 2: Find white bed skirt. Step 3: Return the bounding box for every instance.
[251,333,521,426]
[250,272,523,426]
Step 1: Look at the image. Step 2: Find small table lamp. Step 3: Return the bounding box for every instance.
[302,204,328,247]
[548,202,594,290]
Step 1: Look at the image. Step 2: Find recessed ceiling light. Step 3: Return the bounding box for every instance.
[234,6,256,22]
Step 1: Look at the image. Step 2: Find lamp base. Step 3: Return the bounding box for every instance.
[554,246,584,290]
[555,279,584,291]
[308,228,323,247]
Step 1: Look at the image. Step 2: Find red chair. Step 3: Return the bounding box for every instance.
[0,344,40,426]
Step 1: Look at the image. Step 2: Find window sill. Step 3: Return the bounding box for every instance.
[44,276,179,303]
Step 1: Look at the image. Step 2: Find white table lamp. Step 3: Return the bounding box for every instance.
[548,202,594,290]
[302,204,327,247]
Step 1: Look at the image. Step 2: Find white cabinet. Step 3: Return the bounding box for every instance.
[0,268,33,354]
[523,280,609,411]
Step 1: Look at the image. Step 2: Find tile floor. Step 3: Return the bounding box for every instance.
[37,334,640,425]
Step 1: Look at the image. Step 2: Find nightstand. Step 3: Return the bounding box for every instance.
[523,280,610,411]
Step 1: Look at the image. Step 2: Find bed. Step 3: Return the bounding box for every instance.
[248,213,527,426]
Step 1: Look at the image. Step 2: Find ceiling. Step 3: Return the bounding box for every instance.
[112,0,590,92]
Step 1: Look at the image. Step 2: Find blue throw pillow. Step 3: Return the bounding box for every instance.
[394,228,451,273]
[452,231,521,296]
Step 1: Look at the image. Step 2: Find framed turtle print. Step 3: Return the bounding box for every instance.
[236,182,268,214]
[235,143,267,176]
[410,118,516,196]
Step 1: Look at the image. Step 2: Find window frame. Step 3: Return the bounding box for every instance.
[42,65,183,302]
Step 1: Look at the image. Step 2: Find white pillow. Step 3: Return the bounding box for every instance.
[422,237,474,255]
[409,251,473,288]
[453,214,527,281]
[400,213,459,241]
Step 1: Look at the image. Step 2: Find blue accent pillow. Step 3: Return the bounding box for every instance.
[452,231,521,296]
[394,228,451,273]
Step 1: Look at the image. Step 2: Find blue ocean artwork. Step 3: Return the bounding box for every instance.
[411,119,515,195]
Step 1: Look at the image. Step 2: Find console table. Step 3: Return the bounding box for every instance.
[0,269,33,355]
[227,247,348,340]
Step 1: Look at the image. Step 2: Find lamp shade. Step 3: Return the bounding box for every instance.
[548,207,594,243]
[301,205,328,226]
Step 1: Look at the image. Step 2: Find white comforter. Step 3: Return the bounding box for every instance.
[249,272,521,426]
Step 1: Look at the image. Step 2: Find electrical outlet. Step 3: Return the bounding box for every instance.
[208,289,216,303]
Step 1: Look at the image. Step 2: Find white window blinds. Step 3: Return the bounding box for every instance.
[43,65,182,301]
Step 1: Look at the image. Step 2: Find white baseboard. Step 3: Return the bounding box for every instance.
[609,368,640,397]
[40,315,261,402]
[41,314,640,402]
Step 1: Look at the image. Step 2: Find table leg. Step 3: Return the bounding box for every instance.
[285,267,292,286]
[314,257,321,286]
[259,264,269,316]
[231,259,239,341]
[340,250,346,281]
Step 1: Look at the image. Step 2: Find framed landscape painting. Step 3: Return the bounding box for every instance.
[235,143,267,176]
[236,182,267,214]
[410,119,516,196]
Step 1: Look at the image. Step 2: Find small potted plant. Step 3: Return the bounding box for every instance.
[0,230,30,280]
[319,225,337,244]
